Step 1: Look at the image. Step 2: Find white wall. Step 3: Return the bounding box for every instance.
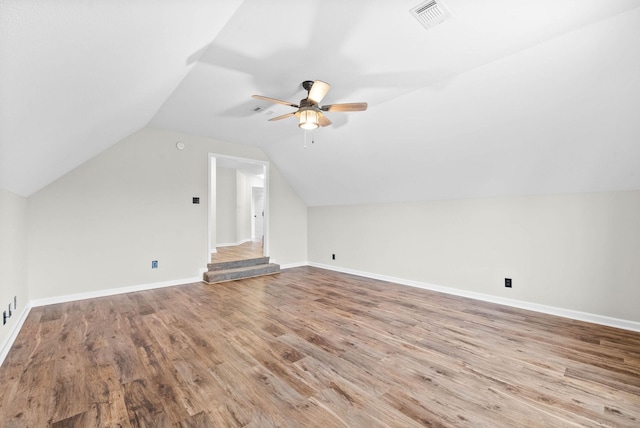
[0,189,28,355]
[246,175,264,241]
[235,171,250,244]
[27,128,308,300]
[214,168,263,246]
[215,167,237,245]
[308,191,640,323]
[269,166,307,265]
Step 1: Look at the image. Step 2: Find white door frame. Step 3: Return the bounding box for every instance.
[208,153,269,257]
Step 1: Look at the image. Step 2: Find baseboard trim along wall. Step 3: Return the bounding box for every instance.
[308,262,640,333]
[0,304,32,368]
[279,261,309,269]
[30,274,205,308]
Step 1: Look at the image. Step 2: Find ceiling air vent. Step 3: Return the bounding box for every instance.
[410,0,451,30]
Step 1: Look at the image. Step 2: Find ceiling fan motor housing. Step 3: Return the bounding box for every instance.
[299,98,318,109]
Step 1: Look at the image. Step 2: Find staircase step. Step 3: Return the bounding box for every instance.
[203,263,280,284]
[207,257,271,271]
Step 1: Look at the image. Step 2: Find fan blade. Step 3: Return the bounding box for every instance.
[252,95,298,108]
[321,102,368,112]
[308,80,330,104]
[268,112,296,121]
[318,112,332,127]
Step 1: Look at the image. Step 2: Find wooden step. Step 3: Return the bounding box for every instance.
[203,262,280,284]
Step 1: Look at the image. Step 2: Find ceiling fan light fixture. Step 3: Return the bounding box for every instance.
[253,79,366,130]
[299,109,319,130]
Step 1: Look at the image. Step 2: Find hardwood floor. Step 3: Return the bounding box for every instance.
[1,267,639,427]
[211,240,264,263]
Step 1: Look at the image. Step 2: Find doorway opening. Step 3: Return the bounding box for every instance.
[208,154,269,263]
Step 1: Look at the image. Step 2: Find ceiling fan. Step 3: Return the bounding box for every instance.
[252,80,368,130]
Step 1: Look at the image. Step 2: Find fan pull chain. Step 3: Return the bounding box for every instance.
[303,130,316,149]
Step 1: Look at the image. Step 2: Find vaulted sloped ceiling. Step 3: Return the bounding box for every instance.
[2,0,639,205]
[0,0,245,196]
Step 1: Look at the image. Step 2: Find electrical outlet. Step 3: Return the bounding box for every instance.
[505,278,512,288]
[332,254,336,260]
[152,260,158,269]
[2,311,6,325]
[8,304,11,317]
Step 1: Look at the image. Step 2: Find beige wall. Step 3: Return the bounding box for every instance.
[20,125,639,334]
[215,167,237,245]
[214,168,259,246]
[27,128,308,300]
[235,171,258,244]
[0,189,28,353]
[308,191,640,323]
[269,166,307,265]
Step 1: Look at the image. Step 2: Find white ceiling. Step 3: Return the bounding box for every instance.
[2,0,639,205]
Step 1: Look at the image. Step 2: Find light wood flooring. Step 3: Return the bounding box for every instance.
[1,267,639,427]
[211,240,264,263]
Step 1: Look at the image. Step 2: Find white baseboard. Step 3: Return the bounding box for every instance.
[30,275,204,308]
[308,262,640,333]
[280,261,309,269]
[0,304,32,368]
